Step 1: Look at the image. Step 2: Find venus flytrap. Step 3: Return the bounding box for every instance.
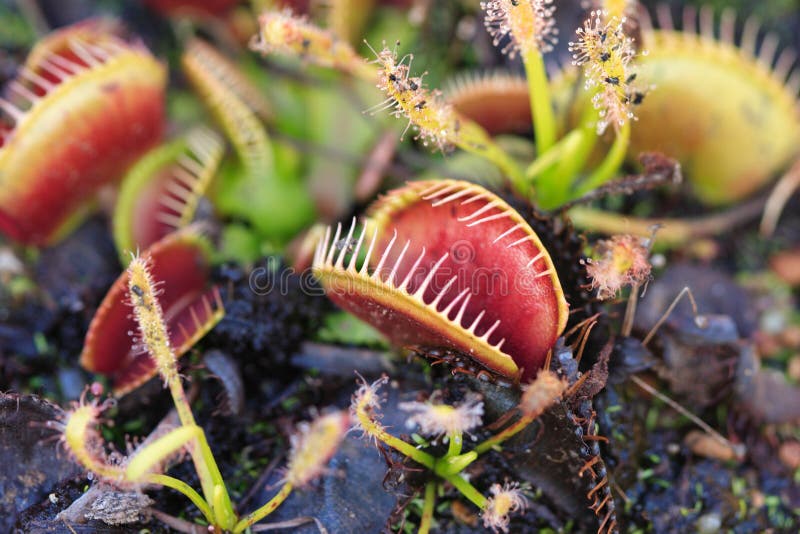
[113,127,225,259]
[565,2,800,244]
[182,37,316,245]
[62,256,349,532]
[350,372,566,533]
[0,21,165,245]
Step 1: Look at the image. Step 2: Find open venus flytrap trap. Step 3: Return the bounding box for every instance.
[1,0,800,532]
[0,20,166,245]
[312,179,569,381]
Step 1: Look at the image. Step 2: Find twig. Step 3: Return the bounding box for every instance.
[251,516,328,533]
[151,509,207,533]
[568,193,767,247]
[630,375,745,459]
[641,287,705,347]
[239,454,284,511]
[558,152,682,211]
[760,158,800,236]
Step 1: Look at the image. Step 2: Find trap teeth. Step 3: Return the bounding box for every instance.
[313,180,569,381]
[624,7,799,205]
[0,20,166,245]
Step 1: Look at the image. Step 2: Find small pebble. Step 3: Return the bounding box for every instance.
[754,332,779,358]
[750,489,765,508]
[696,512,721,533]
[0,247,23,276]
[781,326,800,348]
[770,248,800,286]
[778,441,800,470]
[684,430,739,462]
[450,499,479,527]
[788,356,800,382]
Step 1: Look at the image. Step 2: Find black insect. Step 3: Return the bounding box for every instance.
[130,284,150,309]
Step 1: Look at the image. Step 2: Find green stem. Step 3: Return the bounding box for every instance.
[522,48,555,153]
[167,376,235,529]
[458,136,527,196]
[418,481,437,534]
[567,206,689,245]
[567,194,767,250]
[199,435,235,527]
[525,129,588,208]
[354,403,436,469]
[474,412,533,455]
[126,425,203,481]
[434,451,478,478]
[446,431,463,457]
[575,120,630,197]
[384,430,436,468]
[550,101,599,184]
[145,474,214,525]
[525,129,583,181]
[446,474,487,510]
[233,482,294,533]
[538,94,603,209]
